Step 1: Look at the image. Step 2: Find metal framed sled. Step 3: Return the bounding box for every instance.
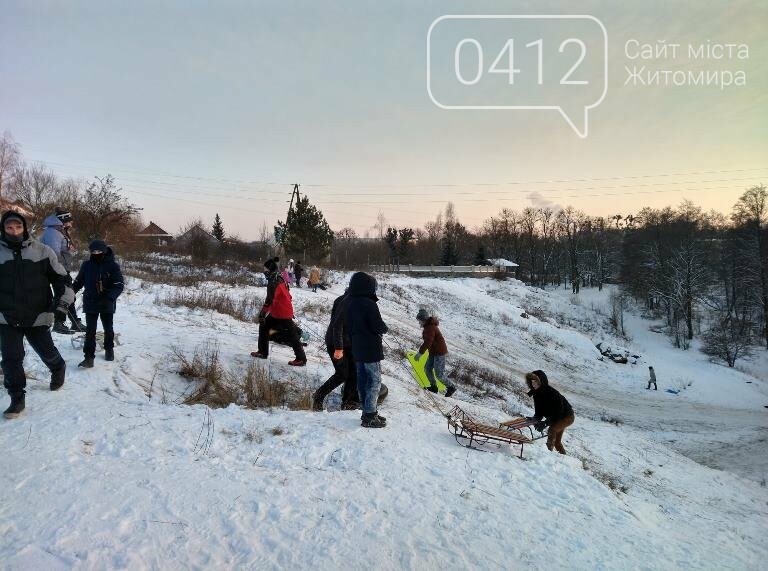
[445,405,542,458]
[71,331,121,350]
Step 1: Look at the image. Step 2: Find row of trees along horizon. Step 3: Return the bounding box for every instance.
[1,132,766,366]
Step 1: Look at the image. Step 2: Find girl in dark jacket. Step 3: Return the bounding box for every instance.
[526,370,575,454]
[72,240,124,368]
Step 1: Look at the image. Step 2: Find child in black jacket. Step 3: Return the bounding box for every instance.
[72,240,124,368]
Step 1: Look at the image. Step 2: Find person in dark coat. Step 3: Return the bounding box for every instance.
[344,272,388,428]
[251,256,306,366]
[72,239,124,368]
[293,261,304,288]
[0,211,73,418]
[312,291,360,411]
[415,308,456,397]
[525,370,575,454]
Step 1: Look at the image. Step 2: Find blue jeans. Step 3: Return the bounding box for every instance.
[425,354,446,388]
[356,361,382,415]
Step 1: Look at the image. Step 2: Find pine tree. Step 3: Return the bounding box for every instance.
[212,213,225,241]
[275,195,334,260]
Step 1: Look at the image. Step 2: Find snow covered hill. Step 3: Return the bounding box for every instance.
[1,272,766,570]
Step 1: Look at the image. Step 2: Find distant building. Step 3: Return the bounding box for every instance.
[136,221,174,248]
[486,258,519,272]
[175,224,220,249]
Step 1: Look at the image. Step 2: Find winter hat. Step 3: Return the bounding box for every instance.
[264,256,280,272]
[88,239,108,252]
[416,308,429,322]
[55,207,73,223]
[1,210,29,240]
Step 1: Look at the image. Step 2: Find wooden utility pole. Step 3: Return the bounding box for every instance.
[286,183,300,223]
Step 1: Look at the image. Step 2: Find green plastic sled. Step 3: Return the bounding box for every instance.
[406,350,447,393]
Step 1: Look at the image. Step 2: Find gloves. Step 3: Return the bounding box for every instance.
[534,421,547,432]
[525,416,538,423]
[257,309,266,325]
[333,349,344,360]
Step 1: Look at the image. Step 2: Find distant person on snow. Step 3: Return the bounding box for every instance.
[525,370,575,455]
[0,211,73,419]
[647,366,657,390]
[345,272,388,428]
[294,261,304,288]
[40,208,86,334]
[415,308,456,398]
[308,266,325,292]
[72,240,125,368]
[251,256,306,366]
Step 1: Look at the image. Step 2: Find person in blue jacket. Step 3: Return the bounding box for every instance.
[40,208,85,333]
[72,240,124,368]
[344,272,388,428]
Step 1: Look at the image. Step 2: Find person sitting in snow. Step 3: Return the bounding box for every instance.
[72,240,125,368]
[415,308,456,398]
[525,370,575,455]
[344,272,388,428]
[251,256,306,366]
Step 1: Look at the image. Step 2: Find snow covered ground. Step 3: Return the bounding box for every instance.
[1,272,766,569]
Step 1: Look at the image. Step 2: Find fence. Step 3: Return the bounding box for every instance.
[370,264,507,275]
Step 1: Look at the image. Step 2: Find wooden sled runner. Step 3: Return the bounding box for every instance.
[445,405,545,458]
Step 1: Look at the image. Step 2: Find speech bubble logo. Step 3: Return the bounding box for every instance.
[427,15,608,138]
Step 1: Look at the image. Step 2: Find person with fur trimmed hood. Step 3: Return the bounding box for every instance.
[0,211,74,419]
[72,239,124,368]
[251,256,306,366]
[525,370,575,454]
[415,308,456,397]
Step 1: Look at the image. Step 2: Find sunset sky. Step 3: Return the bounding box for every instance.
[2,0,766,238]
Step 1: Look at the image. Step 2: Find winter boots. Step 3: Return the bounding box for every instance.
[361,412,386,428]
[288,359,306,367]
[53,321,73,335]
[105,349,115,361]
[70,319,87,333]
[50,366,65,391]
[426,384,457,397]
[3,393,25,419]
[78,357,94,368]
[250,352,267,359]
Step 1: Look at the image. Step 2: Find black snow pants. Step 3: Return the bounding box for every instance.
[0,324,66,396]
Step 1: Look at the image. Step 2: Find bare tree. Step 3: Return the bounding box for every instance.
[77,175,141,240]
[0,132,20,199]
[9,162,61,222]
[732,184,768,347]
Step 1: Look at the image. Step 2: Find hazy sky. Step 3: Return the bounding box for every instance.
[2,0,766,239]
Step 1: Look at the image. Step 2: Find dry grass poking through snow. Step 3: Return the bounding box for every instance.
[447,357,529,401]
[172,343,312,410]
[158,290,264,323]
